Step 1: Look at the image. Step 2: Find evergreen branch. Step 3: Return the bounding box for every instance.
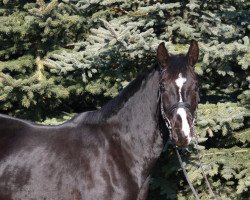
[42,0,59,15]
[29,0,59,17]
[43,59,62,70]
[0,71,41,88]
[202,149,249,157]
[128,11,148,17]
[35,56,45,81]
[0,72,15,87]
[66,42,85,47]
[99,19,118,39]
[111,6,128,15]
[37,0,46,12]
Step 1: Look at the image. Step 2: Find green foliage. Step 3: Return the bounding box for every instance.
[38,112,75,125]
[0,0,249,199]
[0,0,85,119]
[196,103,249,139]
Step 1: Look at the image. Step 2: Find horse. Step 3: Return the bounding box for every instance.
[0,40,199,200]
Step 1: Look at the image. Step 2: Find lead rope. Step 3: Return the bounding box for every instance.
[193,133,217,200]
[174,146,201,200]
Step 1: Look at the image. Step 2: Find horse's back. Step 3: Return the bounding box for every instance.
[0,114,93,199]
[0,114,35,160]
[0,114,139,200]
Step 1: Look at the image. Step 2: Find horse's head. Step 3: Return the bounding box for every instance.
[157,40,199,147]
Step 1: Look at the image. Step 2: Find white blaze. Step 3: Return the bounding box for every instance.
[177,108,191,142]
[175,73,186,102]
[175,73,191,142]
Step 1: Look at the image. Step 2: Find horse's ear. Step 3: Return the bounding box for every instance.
[157,42,169,69]
[187,40,199,66]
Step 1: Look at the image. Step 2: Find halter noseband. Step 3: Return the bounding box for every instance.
[164,102,192,116]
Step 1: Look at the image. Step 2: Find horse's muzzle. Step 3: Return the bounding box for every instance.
[172,130,192,147]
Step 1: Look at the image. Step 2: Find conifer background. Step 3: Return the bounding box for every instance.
[0,0,249,199]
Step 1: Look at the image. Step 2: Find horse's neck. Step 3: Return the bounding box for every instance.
[107,68,163,181]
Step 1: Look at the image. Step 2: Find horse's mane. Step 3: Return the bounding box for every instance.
[78,64,159,124]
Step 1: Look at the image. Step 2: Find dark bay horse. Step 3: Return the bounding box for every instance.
[0,40,199,200]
